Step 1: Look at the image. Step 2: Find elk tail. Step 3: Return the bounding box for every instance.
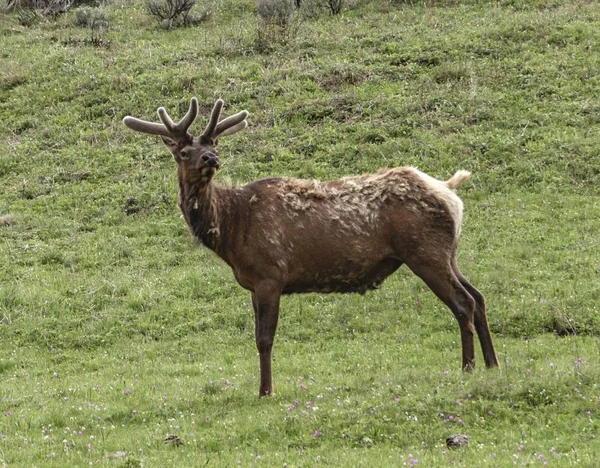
[446,170,471,190]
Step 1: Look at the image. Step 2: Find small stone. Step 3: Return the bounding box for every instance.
[446,434,469,449]
[0,215,15,227]
[163,434,183,447]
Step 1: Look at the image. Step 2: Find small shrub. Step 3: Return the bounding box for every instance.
[325,0,343,14]
[255,0,303,52]
[16,8,42,26]
[295,0,322,17]
[183,6,211,26]
[297,0,358,18]
[6,0,40,9]
[256,0,295,25]
[70,6,109,46]
[74,6,108,29]
[6,0,98,17]
[146,0,205,29]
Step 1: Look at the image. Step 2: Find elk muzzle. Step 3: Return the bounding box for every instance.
[200,152,220,169]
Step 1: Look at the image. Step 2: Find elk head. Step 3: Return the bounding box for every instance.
[123,98,249,184]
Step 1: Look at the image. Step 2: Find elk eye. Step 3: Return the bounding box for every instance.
[180,149,190,159]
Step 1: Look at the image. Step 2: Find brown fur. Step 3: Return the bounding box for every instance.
[123,98,499,397]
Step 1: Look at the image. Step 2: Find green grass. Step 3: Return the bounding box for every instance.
[1,0,599,465]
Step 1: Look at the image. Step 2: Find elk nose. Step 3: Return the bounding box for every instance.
[201,153,219,167]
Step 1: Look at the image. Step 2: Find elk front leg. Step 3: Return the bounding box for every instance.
[252,284,281,397]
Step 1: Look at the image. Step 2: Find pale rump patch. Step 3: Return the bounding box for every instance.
[410,168,467,235]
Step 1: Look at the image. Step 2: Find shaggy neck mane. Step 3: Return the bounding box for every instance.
[178,178,232,256]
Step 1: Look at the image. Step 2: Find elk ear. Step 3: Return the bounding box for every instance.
[161,136,179,152]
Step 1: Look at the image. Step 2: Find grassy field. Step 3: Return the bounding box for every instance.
[1,0,599,465]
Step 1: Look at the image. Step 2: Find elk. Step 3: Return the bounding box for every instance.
[123,97,499,397]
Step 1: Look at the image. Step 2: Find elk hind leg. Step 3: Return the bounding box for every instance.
[407,259,477,371]
[452,262,499,368]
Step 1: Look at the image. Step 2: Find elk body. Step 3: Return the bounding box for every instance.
[123,98,499,397]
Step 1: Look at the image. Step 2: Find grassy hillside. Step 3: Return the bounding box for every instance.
[1,0,599,466]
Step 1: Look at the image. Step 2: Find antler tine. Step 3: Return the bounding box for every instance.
[157,97,199,140]
[215,110,249,138]
[157,107,176,132]
[123,98,199,141]
[177,97,199,134]
[201,99,224,141]
[218,119,248,137]
[122,116,173,138]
